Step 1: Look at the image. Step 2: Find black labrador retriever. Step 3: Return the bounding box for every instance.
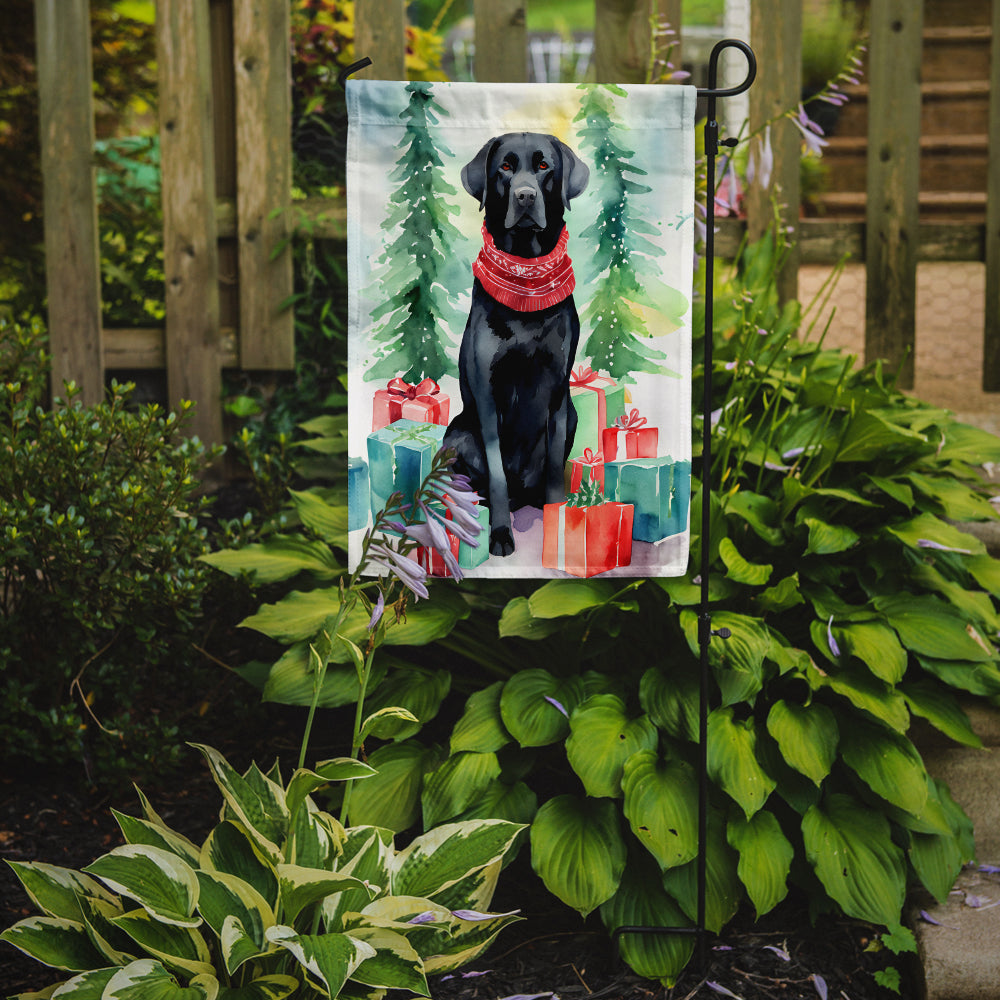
[443,132,590,556]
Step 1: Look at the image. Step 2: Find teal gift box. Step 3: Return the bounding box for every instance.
[604,457,692,543]
[366,418,446,519]
[348,456,370,531]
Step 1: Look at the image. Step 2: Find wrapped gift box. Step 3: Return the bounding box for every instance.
[569,366,626,457]
[367,419,446,519]
[542,499,634,578]
[602,408,658,462]
[372,377,450,431]
[348,457,370,532]
[416,532,460,578]
[569,447,605,493]
[604,457,692,543]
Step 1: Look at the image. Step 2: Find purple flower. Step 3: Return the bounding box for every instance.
[763,944,790,961]
[405,505,462,580]
[451,908,520,921]
[747,125,773,190]
[706,983,742,999]
[917,538,973,555]
[827,616,841,658]
[407,911,438,925]
[544,695,569,718]
[812,974,828,1000]
[367,591,385,631]
[367,541,429,600]
[791,104,828,157]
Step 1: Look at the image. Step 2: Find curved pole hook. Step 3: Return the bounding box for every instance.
[337,57,373,90]
[697,38,756,99]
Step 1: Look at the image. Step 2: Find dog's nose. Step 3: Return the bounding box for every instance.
[514,186,536,208]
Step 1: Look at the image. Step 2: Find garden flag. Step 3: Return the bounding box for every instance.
[347,80,696,578]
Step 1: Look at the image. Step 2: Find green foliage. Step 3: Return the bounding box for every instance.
[0,317,221,783]
[1,744,524,998]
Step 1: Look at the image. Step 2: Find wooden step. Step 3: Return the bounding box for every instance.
[922,25,993,83]
[813,190,987,222]
[921,0,992,28]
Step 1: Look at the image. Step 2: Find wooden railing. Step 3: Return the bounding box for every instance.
[32,0,1000,444]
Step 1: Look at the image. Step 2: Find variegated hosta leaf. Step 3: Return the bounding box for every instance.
[285,760,376,824]
[621,751,699,871]
[46,966,118,997]
[288,802,344,870]
[529,795,626,917]
[0,916,107,971]
[110,908,214,978]
[707,707,776,819]
[102,958,218,999]
[78,894,136,966]
[421,751,502,829]
[323,829,393,931]
[190,745,287,863]
[344,926,429,995]
[83,846,200,928]
[599,854,694,987]
[765,700,838,786]
[802,793,906,926]
[347,741,442,833]
[4,861,118,922]
[450,681,511,754]
[112,810,202,868]
[727,810,793,918]
[838,718,929,817]
[391,820,524,901]
[214,975,299,1000]
[424,859,501,916]
[499,670,585,747]
[265,926,376,998]
[422,907,522,975]
[195,871,274,974]
[565,695,658,799]
[200,822,278,910]
[276,864,375,925]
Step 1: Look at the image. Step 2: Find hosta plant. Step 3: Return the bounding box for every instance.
[1,744,523,999]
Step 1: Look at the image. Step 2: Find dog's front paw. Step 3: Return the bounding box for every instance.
[489,526,515,557]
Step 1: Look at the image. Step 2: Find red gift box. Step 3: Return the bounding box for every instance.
[416,531,460,578]
[541,500,634,578]
[569,447,605,492]
[372,377,450,431]
[602,408,658,462]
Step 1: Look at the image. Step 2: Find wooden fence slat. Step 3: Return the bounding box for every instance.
[864,0,923,390]
[594,0,660,84]
[233,0,294,369]
[474,0,527,82]
[354,0,407,80]
[157,0,223,445]
[983,0,1000,389]
[746,0,801,305]
[34,0,103,405]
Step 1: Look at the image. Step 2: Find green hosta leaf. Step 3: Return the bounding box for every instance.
[360,706,421,742]
[835,410,927,463]
[909,826,965,905]
[967,553,1000,597]
[836,621,907,684]
[0,916,107,971]
[707,708,776,819]
[656,573,737,606]
[5,862,118,923]
[530,795,626,917]
[901,680,982,748]
[393,820,524,900]
[200,822,278,910]
[453,779,538,827]
[362,667,451,740]
[277,865,374,925]
[756,573,805,614]
[200,535,341,583]
[288,488,349,544]
[765,700,838,786]
[421,751,502,828]
[803,517,859,556]
[621,751,698,871]
[905,473,998,522]
[112,812,201,868]
[83,846,200,928]
[916,655,1000,697]
[839,718,929,816]
[639,664,699,742]
[936,421,1000,465]
[450,682,511,754]
[661,811,741,933]
[103,959,218,1000]
[911,562,1000,633]
[886,512,985,557]
[566,695,658,798]
[345,926,428,994]
[190,746,287,863]
[727,811,793,918]
[347,740,442,832]
[499,670,584,747]
[599,854,694,987]
[718,537,772,586]
[810,661,910,732]
[261,643,385,708]
[866,474,914,509]
[285,759,376,822]
[265,926,375,998]
[724,490,784,545]
[527,579,618,617]
[195,871,273,974]
[497,596,564,639]
[681,610,770,706]
[216,976,299,1000]
[874,594,995,662]
[111,909,214,978]
[802,793,906,926]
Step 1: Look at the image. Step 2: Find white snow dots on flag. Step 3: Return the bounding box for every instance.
[346,80,696,580]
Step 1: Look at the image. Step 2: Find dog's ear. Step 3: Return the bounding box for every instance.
[556,140,590,209]
[462,137,502,210]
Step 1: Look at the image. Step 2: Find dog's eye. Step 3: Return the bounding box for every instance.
[501,162,513,172]
[538,160,549,170]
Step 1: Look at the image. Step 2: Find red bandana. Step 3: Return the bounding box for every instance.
[473,224,575,312]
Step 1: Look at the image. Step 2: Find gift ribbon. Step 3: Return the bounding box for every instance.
[569,365,615,390]
[614,408,647,430]
[386,421,440,444]
[581,448,599,465]
[386,377,441,401]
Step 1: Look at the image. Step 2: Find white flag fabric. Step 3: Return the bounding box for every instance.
[347,80,696,579]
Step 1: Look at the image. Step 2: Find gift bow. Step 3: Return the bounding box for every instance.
[387,377,440,400]
[580,448,600,465]
[614,408,647,430]
[569,366,615,389]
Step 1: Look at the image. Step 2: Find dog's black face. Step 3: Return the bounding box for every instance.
[462,132,589,257]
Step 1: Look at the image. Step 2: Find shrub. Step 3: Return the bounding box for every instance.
[0,317,220,783]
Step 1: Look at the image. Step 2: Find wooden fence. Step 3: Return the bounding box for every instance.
[34,0,1000,445]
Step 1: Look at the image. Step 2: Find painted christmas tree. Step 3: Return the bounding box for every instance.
[365,82,466,384]
[574,84,689,382]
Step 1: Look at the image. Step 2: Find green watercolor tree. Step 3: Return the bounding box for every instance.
[365,82,466,384]
[574,84,689,383]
